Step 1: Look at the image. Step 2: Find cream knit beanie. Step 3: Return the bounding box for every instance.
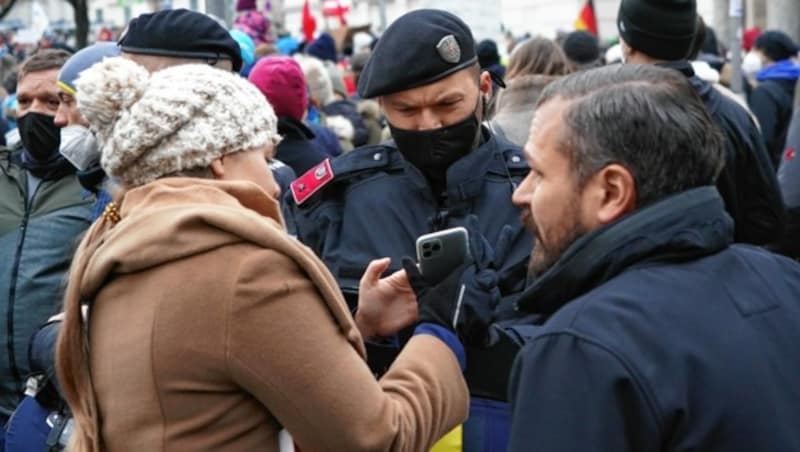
[75,57,281,187]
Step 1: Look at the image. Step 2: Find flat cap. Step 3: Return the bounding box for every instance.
[357,9,477,98]
[119,9,242,72]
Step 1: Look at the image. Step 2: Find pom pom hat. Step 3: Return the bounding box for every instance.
[75,57,281,187]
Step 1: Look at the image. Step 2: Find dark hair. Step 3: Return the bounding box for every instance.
[18,48,71,82]
[506,37,571,80]
[537,64,724,207]
[687,16,706,61]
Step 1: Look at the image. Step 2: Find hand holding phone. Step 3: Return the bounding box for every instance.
[416,227,473,285]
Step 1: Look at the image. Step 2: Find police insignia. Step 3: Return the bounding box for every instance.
[436,35,461,64]
[291,158,335,205]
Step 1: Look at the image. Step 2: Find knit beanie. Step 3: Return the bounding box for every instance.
[617,0,697,61]
[562,31,600,65]
[755,30,799,62]
[57,42,120,95]
[307,33,338,63]
[477,39,501,68]
[75,57,280,187]
[248,56,308,122]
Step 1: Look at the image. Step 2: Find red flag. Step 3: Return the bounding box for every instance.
[302,0,316,43]
[574,0,598,36]
[323,0,350,26]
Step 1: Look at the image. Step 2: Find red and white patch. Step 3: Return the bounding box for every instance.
[785,147,796,161]
[291,158,335,205]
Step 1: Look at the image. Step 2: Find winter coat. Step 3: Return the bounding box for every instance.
[664,61,785,246]
[0,148,95,420]
[750,59,800,167]
[67,178,467,451]
[509,186,800,452]
[773,105,800,257]
[489,75,559,147]
[275,116,328,176]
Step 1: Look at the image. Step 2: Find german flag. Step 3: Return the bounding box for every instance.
[575,0,598,36]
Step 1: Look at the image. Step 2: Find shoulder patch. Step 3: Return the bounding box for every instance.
[291,159,335,205]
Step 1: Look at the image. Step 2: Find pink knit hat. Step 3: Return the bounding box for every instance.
[248,56,308,122]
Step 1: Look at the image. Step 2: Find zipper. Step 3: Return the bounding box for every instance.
[6,177,40,384]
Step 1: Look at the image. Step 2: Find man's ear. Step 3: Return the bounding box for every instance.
[479,70,493,97]
[582,163,637,226]
[209,158,225,180]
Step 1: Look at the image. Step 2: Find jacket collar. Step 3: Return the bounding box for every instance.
[756,59,800,82]
[517,186,734,314]
[277,116,316,140]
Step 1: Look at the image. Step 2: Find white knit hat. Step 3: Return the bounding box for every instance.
[75,57,281,187]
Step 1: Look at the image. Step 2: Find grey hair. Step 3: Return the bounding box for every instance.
[537,64,725,207]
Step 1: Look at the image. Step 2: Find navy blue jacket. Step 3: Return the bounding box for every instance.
[275,117,328,176]
[750,60,800,167]
[508,187,800,452]
[773,105,800,257]
[285,129,532,384]
[662,61,785,246]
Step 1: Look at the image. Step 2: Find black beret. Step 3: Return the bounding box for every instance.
[119,9,242,72]
[755,30,799,63]
[617,0,697,61]
[357,9,477,98]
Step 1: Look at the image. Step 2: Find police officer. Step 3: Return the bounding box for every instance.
[285,9,532,452]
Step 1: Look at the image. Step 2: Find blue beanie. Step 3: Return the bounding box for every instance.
[230,29,256,69]
[57,42,121,95]
[307,33,337,63]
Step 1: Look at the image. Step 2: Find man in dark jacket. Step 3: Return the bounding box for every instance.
[506,63,800,452]
[619,0,784,245]
[286,10,532,451]
[0,49,96,427]
[750,30,800,168]
[772,98,800,257]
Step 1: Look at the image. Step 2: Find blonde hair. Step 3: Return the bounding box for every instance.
[295,54,334,106]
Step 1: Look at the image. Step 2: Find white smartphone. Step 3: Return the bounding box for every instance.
[416,227,473,284]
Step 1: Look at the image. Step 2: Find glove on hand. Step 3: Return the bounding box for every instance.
[403,215,515,345]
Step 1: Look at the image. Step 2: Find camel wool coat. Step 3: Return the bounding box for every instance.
[67,178,468,451]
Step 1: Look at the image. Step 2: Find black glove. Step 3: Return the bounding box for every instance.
[402,216,515,345]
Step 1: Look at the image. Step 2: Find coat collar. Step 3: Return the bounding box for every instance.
[517,186,734,315]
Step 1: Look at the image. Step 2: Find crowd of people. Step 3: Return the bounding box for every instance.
[1,0,799,450]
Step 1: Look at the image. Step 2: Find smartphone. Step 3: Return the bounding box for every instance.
[416,227,473,284]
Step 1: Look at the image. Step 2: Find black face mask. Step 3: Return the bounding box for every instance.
[389,97,484,176]
[18,112,61,162]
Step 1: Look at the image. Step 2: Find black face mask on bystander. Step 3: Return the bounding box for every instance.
[17,112,61,162]
[389,96,485,176]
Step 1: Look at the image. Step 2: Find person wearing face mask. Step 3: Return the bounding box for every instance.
[285,9,534,452]
[0,43,122,452]
[0,49,97,435]
[55,42,121,216]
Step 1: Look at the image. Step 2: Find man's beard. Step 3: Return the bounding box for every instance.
[523,199,589,280]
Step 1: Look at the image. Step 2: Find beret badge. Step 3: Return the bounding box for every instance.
[436,35,461,64]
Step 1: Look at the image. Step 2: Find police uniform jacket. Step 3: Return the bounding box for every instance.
[285,130,532,398]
